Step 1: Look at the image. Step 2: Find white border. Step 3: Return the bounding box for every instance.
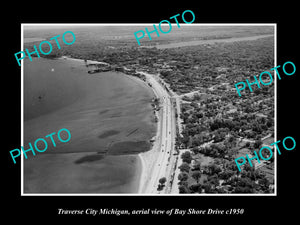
[21,24,24,195]
[21,23,277,196]
[274,24,277,195]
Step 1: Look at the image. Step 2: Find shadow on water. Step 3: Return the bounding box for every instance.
[74,141,150,165]
[99,109,109,115]
[74,153,106,164]
[108,141,150,155]
[98,130,120,139]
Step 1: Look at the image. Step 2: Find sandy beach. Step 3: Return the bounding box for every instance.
[136,72,166,193]
[60,56,109,65]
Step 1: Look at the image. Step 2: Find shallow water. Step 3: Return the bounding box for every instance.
[23,57,156,193]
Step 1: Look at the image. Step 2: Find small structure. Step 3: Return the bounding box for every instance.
[87,63,111,74]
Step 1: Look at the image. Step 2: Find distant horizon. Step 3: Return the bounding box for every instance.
[23,24,274,40]
[23,23,276,29]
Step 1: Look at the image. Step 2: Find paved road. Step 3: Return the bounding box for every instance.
[138,72,175,194]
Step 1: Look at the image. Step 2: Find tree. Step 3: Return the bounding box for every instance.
[178,172,189,182]
[179,135,190,148]
[159,177,167,185]
[208,164,222,175]
[253,140,263,149]
[189,183,202,193]
[266,119,273,128]
[208,174,219,186]
[191,146,200,154]
[179,162,190,173]
[181,151,192,164]
[219,170,234,181]
[214,131,225,142]
[228,135,236,143]
[193,93,201,101]
[157,177,167,191]
[217,187,226,193]
[192,161,201,171]
[191,171,201,183]
[191,137,202,147]
[202,183,213,193]
[196,112,203,119]
[258,177,270,192]
[178,184,190,194]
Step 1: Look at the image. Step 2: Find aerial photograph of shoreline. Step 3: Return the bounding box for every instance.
[23,24,275,194]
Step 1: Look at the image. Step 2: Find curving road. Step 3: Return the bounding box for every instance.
[137,71,176,194]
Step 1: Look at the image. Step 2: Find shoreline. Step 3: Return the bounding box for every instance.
[137,153,146,193]
[59,55,109,65]
[136,71,164,194]
[124,71,161,193]
[63,56,162,194]
[118,71,160,193]
[64,56,160,194]
[24,56,157,194]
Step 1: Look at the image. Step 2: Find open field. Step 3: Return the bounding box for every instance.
[146,34,273,49]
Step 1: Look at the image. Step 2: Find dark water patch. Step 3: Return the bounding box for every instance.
[108,141,150,155]
[126,128,139,137]
[99,109,109,115]
[110,112,122,118]
[74,154,106,164]
[98,130,120,139]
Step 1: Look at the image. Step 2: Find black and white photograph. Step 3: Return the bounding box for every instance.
[22,24,276,195]
[4,4,298,222]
